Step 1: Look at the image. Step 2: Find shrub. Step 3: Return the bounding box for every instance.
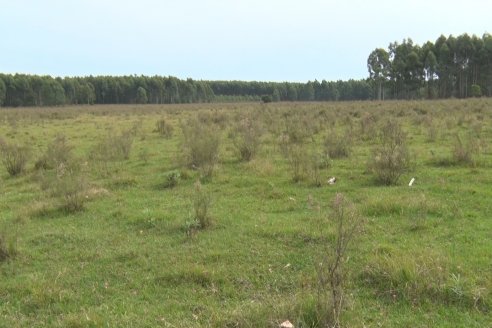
[309,150,329,187]
[324,129,351,159]
[181,118,220,178]
[192,180,212,229]
[287,144,310,183]
[452,133,481,166]
[359,112,377,141]
[231,117,263,161]
[316,193,363,328]
[154,118,174,138]
[162,170,180,189]
[368,119,411,185]
[1,142,29,176]
[35,134,73,170]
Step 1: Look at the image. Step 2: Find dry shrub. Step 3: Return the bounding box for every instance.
[359,112,377,141]
[452,133,481,166]
[324,129,352,159]
[231,117,263,161]
[181,118,220,178]
[154,118,174,138]
[1,141,29,176]
[287,144,310,182]
[368,119,411,185]
[35,134,73,170]
[316,193,363,328]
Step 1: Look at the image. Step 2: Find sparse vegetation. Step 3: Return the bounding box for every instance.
[0,100,491,327]
[90,129,134,162]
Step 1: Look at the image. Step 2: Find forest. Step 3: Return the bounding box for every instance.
[0,33,491,107]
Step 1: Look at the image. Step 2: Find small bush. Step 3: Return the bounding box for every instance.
[368,119,411,185]
[154,118,174,138]
[162,170,180,189]
[452,133,481,166]
[324,129,351,159]
[231,117,263,161]
[359,112,377,141]
[181,118,220,178]
[286,144,310,183]
[309,150,330,187]
[35,134,73,170]
[1,142,29,176]
[190,180,213,230]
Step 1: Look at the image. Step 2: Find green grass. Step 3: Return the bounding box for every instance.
[0,100,491,327]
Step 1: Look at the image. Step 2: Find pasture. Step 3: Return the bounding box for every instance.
[0,100,491,327]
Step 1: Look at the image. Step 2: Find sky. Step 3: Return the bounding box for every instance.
[0,0,491,82]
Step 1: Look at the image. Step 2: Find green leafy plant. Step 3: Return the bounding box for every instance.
[162,170,180,189]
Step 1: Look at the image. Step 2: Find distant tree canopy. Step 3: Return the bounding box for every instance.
[1,33,490,107]
[0,74,372,107]
[367,33,492,99]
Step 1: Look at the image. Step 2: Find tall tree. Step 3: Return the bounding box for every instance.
[367,48,390,100]
[136,86,148,104]
[0,77,6,106]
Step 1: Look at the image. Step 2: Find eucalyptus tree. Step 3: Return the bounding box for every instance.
[367,48,390,100]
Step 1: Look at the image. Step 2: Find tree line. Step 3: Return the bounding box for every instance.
[1,32,490,107]
[0,73,374,107]
[368,33,492,100]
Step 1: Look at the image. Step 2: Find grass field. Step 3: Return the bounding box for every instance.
[0,100,491,327]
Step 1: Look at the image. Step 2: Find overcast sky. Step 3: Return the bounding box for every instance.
[1,0,490,82]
